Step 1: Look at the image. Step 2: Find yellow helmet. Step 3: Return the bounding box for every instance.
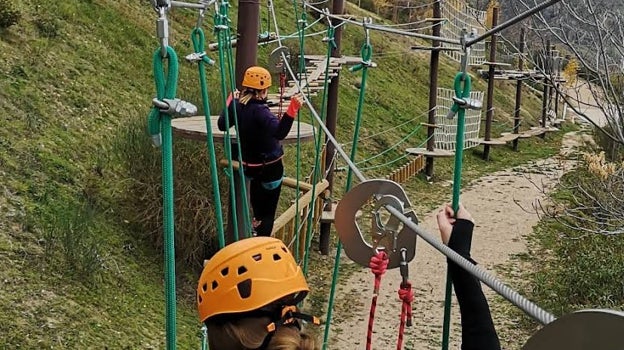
[242,66,272,90]
[197,237,309,322]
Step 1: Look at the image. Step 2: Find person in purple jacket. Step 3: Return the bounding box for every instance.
[437,203,502,350]
[218,66,304,237]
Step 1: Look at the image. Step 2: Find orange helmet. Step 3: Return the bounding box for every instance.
[242,66,272,90]
[197,237,309,322]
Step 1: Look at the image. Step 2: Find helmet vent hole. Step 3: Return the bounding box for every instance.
[237,279,252,299]
[198,295,203,303]
[273,253,282,261]
[221,267,229,276]
[252,253,262,261]
[237,266,248,275]
[211,280,218,290]
[202,282,208,292]
[281,246,288,253]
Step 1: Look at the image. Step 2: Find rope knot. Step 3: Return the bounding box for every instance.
[369,251,389,277]
[398,282,413,303]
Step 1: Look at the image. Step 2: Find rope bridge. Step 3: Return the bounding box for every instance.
[435,88,483,151]
[441,0,486,66]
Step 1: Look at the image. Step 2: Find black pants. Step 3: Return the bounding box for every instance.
[244,160,284,237]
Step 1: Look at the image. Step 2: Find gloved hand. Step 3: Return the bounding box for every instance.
[286,93,304,118]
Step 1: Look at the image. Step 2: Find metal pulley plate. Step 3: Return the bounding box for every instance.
[335,179,418,269]
[268,46,290,74]
[523,309,624,350]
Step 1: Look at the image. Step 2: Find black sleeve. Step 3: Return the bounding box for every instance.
[447,219,501,350]
[257,107,295,140]
[217,99,237,131]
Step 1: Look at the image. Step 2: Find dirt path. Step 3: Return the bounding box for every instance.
[328,132,584,349]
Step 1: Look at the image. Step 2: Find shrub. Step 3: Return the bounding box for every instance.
[527,155,624,316]
[113,118,226,271]
[0,0,20,29]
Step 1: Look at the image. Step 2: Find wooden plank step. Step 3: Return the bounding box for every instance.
[406,147,455,158]
[473,138,507,146]
[320,202,362,223]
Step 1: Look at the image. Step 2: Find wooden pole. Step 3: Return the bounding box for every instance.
[513,28,525,151]
[425,0,441,178]
[319,0,345,255]
[540,39,551,139]
[483,6,499,161]
[225,0,260,243]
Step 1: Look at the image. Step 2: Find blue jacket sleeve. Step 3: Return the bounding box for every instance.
[448,219,501,350]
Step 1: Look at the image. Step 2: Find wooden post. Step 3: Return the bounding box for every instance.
[512,28,525,151]
[540,39,551,139]
[483,5,499,161]
[425,0,441,178]
[319,0,345,255]
[225,0,260,243]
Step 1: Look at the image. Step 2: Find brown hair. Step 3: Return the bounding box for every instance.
[207,315,318,350]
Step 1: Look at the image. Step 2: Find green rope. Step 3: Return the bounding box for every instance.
[358,133,432,172]
[302,25,336,276]
[147,45,179,350]
[355,124,423,165]
[214,4,245,241]
[191,27,226,249]
[322,39,373,350]
[221,1,252,237]
[441,72,472,350]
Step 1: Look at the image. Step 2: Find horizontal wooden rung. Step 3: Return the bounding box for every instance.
[405,147,454,158]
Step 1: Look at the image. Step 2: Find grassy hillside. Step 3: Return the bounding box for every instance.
[0,0,560,347]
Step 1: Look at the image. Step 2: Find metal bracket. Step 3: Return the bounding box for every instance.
[185,51,215,65]
[269,46,290,74]
[153,98,198,117]
[335,179,419,269]
[452,96,482,110]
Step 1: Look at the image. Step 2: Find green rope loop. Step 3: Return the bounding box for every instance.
[148,46,179,143]
[222,4,253,238]
[190,26,226,249]
[449,72,472,119]
[442,71,472,350]
[147,45,179,350]
[349,42,373,73]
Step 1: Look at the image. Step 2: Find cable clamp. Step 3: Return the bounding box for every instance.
[185,51,215,65]
[153,98,198,117]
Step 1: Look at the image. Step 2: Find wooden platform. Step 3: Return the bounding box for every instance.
[475,133,521,146]
[171,116,315,144]
[482,61,512,67]
[320,202,362,223]
[406,147,455,158]
[518,127,548,138]
[473,137,507,146]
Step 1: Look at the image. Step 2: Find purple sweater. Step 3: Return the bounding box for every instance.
[218,99,295,165]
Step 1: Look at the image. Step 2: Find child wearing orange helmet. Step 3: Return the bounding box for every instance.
[197,237,319,349]
[218,66,305,237]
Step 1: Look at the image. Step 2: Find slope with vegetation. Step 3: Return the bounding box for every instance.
[0,0,562,347]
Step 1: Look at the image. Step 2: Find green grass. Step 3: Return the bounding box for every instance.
[0,0,568,347]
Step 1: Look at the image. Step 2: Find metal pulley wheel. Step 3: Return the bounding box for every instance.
[335,179,419,269]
